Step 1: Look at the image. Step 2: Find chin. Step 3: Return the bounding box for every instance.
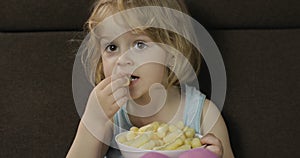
[128,91,150,105]
[129,93,141,101]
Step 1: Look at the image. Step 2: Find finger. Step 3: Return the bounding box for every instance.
[200,133,223,157]
[96,73,126,90]
[101,85,127,108]
[110,87,128,101]
[96,76,112,90]
[111,96,128,112]
[111,72,128,81]
[103,77,128,95]
[200,133,221,146]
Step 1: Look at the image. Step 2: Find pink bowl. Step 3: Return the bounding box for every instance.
[179,148,218,158]
[140,152,169,158]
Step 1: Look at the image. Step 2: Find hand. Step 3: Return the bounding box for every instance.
[81,74,129,141]
[93,73,129,119]
[201,133,223,158]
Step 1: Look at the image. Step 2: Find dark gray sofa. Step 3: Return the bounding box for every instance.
[1,0,299,157]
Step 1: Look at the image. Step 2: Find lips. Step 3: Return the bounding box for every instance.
[130,75,139,81]
[129,75,139,86]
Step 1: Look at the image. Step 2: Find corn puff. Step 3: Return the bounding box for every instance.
[175,144,192,150]
[184,138,193,145]
[163,138,184,150]
[130,133,151,148]
[163,130,182,143]
[126,131,136,141]
[191,137,202,148]
[138,121,159,132]
[184,128,195,138]
[139,140,156,150]
[157,124,168,138]
[130,126,139,132]
[168,124,178,132]
[176,121,185,130]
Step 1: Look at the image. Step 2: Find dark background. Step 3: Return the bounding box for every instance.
[1,0,299,157]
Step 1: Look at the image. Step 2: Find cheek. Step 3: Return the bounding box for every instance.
[102,59,114,78]
[157,65,167,78]
[144,64,167,81]
[136,46,168,65]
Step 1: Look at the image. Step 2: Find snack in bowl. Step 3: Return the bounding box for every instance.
[115,121,204,158]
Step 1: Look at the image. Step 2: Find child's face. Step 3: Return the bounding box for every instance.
[100,30,169,104]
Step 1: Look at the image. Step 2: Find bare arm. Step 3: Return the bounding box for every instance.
[66,121,111,158]
[201,99,234,158]
[67,74,129,158]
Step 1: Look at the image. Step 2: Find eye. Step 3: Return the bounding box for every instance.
[133,41,148,50]
[105,44,118,52]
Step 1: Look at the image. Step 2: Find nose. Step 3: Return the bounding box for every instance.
[117,49,134,66]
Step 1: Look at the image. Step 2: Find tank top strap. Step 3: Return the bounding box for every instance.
[111,106,132,148]
[113,105,132,134]
[183,84,206,135]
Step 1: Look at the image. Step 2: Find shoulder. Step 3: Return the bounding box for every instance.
[184,84,206,101]
[202,99,220,117]
[201,99,223,133]
[183,85,216,117]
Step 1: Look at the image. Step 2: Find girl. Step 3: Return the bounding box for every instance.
[67,0,234,157]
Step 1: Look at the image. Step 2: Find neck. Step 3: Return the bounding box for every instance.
[127,86,184,127]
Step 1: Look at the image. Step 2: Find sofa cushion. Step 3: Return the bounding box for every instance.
[0,32,82,157]
[210,29,300,157]
[1,0,299,31]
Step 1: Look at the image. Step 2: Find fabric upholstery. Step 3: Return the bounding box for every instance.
[1,0,299,31]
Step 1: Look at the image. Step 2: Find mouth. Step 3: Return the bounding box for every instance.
[130,75,139,81]
[129,75,140,86]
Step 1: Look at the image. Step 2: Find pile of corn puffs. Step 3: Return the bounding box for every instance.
[117,121,202,150]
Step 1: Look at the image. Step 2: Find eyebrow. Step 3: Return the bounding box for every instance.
[132,34,153,41]
[99,32,153,46]
[100,38,111,46]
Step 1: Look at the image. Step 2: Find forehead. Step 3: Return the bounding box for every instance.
[97,17,150,44]
[93,6,155,40]
[97,17,129,38]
